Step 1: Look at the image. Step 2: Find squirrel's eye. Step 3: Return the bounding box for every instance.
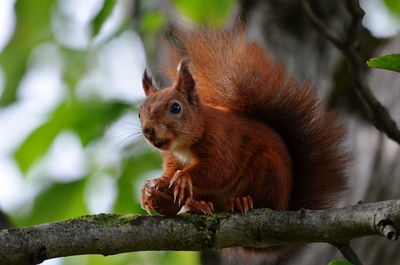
[138,112,141,119]
[170,102,181,114]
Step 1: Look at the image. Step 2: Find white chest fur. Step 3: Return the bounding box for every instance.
[173,149,193,166]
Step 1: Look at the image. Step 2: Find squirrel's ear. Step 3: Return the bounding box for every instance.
[142,68,156,96]
[176,57,196,107]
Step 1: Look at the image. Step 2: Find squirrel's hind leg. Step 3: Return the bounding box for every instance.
[232,149,292,211]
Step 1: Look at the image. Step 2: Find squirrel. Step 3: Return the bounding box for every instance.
[139,24,347,259]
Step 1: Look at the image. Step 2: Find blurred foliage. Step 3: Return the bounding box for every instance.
[15,100,130,173]
[384,0,400,16]
[114,151,162,214]
[91,0,117,37]
[140,12,167,34]
[137,11,167,69]
[367,53,400,73]
[63,251,200,265]
[328,260,353,265]
[11,179,89,227]
[172,0,236,26]
[0,0,235,264]
[0,0,54,106]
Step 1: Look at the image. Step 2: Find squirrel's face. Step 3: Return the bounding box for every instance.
[139,58,200,151]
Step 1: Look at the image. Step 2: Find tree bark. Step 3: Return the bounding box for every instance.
[1,200,399,265]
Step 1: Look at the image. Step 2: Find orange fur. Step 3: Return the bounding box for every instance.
[139,23,347,261]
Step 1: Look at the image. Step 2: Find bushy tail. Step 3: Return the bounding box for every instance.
[164,24,347,210]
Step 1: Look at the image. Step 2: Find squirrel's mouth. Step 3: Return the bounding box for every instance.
[152,139,170,149]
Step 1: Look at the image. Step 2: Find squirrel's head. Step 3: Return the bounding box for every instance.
[139,58,201,151]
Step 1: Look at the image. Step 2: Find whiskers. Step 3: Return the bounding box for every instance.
[109,121,144,153]
[98,111,147,158]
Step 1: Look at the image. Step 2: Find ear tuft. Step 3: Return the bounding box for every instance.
[177,57,190,73]
[176,57,196,107]
[142,68,156,96]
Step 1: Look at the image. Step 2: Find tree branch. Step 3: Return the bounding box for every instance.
[298,0,400,144]
[1,200,399,264]
[333,243,363,265]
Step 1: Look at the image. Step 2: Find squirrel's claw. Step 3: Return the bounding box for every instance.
[228,195,254,213]
[170,170,193,204]
[140,195,153,215]
[185,198,214,215]
[145,205,152,215]
[140,180,154,215]
[208,201,214,212]
[173,180,180,203]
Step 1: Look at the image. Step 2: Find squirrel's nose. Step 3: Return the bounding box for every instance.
[143,127,155,140]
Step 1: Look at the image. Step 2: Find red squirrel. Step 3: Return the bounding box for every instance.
[139,24,347,250]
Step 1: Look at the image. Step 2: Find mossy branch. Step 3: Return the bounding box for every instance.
[1,200,400,264]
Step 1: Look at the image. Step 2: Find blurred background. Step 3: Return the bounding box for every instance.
[0,0,399,265]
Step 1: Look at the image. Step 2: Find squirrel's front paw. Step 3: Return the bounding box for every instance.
[140,179,157,214]
[169,170,193,205]
[228,195,254,213]
[140,177,181,216]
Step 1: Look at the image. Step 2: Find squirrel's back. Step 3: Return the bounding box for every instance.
[164,24,347,210]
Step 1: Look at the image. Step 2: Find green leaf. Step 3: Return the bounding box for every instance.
[384,0,400,16]
[114,150,162,214]
[83,251,200,265]
[160,251,200,265]
[172,0,237,26]
[86,252,141,265]
[328,260,353,265]
[14,120,61,173]
[367,54,400,73]
[91,0,117,38]
[69,100,130,146]
[10,179,88,227]
[14,102,71,173]
[0,0,55,106]
[14,100,130,173]
[140,12,166,34]
[61,48,89,88]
